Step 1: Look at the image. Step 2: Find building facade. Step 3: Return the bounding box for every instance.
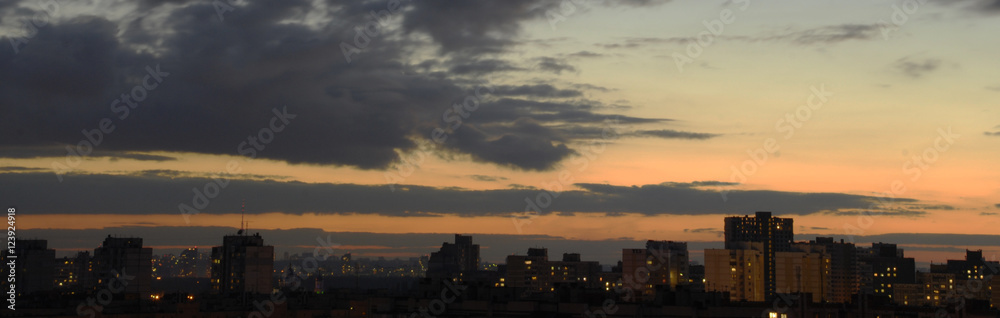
[504,249,601,293]
[427,234,480,282]
[92,236,153,299]
[1,239,56,295]
[894,272,956,307]
[211,233,274,294]
[858,243,916,301]
[705,243,766,302]
[724,211,793,299]
[774,249,830,303]
[621,240,689,301]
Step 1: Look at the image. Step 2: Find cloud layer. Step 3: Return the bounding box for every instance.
[1,171,924,217]
[0,0,703,171]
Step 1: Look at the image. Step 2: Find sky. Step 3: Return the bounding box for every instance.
[1,0,998,267]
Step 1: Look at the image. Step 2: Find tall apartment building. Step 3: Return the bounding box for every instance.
[857,243,915,300]
[1,239,56,295]
[177,247,201,278]
[775,248,830,303]
[724,211,793,299]
[93,236,153,299]
[806,237,858,303]
[427,234,481,282]
[211,233,274,294]
[55,251,92,292]
[705,242,766,302]
[621,240,689,300]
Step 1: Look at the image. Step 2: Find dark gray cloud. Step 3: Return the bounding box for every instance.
[761,24,882,45]
[599,24,881,49]
[493,84,583,98]
[127,169,290,181]
[892,57,942,78]
[400,0,674,55]
[448,59,526,75]
[572,83,615,92]
[136,0,193,10]
[447,124,575,170]
[401,0,552,55]
[552,125,718,141]
[984,0,1000,10]
[684,228,717,233]
[913,204,955,210]
[470,174,507,182]
[634,129,720,140]
[611,0,674,6]
[0,166,45,172]
[820,209,925,217]
[534,56,577,74]
[599,37,691,49]
[683,228,722,237]
[927,0,1000,14]
[465,98,661,125]
[566,51,604,58]
[0,172,925,217]
[0,0,684,171]
[0,147,177,161]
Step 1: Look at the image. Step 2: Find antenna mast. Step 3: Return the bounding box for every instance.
[239,199,246,235]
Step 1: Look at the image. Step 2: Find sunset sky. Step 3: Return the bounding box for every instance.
[1,0,998,267]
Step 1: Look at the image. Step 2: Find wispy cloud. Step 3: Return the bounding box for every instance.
[633,129,720,140]
[470,175,508,182]
[892,57,942,78]
[598,24,883,49]
[566,51,605,58]
[985,125,1000,136]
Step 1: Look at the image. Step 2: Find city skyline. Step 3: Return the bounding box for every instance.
[2,1,999,267]
[5,212,1000,316]
[1,0,999,315]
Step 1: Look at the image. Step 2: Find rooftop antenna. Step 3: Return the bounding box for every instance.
[237,199,245,235]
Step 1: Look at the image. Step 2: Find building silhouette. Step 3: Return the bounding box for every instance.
[893,271,956,306]
[1,239,55,295]
[723,211,793,299]
[621,240,689,301]
[776,243,830,303]
[857,242,915,301]
[426,234,480,282]
[504,248,602,293]
[210,232,274,294]
[92,236,153,299]
[55,251,92,292]
[928,249,999,302]
[805,237,858,303]
[944,249,999,281]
